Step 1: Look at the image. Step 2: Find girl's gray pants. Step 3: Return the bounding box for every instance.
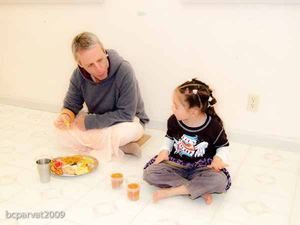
[143,162,228,199]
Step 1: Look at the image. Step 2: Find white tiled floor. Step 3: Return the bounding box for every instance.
[0,103,299,225]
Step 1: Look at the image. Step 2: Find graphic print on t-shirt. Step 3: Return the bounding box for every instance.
[174,134,208,158]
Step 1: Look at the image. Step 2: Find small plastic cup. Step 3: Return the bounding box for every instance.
[127,183,140,201]
[111,173,123,189]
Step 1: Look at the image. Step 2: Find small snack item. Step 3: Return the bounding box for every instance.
[50,166,63,176]
[64,120,70,127]
[80,158,95,165]
[52,159,63,169]
[50,159,63,176]
[60,155,83,164]
[75,164,91,175]
[127,183,140,201]
[63,166,76,175]
[111,173,123,189]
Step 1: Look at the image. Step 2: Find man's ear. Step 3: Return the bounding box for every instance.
[77,60,83,68]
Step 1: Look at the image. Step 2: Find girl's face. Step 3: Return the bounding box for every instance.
[172,91,192,121]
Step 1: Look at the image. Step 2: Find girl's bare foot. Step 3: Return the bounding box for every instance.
[153,189,170,203]
[202,194,212,204]
[153,186,190,203]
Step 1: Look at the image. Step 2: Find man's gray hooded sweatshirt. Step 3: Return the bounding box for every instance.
[63,49,149,130]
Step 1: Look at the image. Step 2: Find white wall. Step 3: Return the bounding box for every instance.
[1,1,300,144]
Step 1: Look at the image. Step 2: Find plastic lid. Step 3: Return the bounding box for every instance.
[128,183,139,189]
[111,173,123,178]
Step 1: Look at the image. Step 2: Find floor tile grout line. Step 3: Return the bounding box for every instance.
[4,186,39,211]
[207,194,226,225]
[241,145,252,163]
[233,145,252,177]
[127,198,152,225]
[55,219,83,225]
[1,163,35,172]
[288,162,300,225]
[9,186,84,211]
[6,174,103,215]
[232,163,300,174]
[55,176,110,213]
[208,144,252,225]
[227,185,293,199]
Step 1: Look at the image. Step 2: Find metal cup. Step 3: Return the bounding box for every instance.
[36,158,51,183]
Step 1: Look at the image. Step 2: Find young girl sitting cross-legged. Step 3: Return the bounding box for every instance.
[143,78,231,204]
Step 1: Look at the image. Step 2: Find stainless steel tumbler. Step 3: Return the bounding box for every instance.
[36,158,51,183]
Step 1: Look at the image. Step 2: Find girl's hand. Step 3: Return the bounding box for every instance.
[207,156,229,172]
[153,150,169,164]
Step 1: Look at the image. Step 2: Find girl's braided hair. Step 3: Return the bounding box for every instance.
[176,78,223,125]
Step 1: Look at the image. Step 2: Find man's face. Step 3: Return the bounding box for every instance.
[76,43,108,82]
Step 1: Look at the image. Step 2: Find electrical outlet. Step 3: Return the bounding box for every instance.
[247,94,260,112]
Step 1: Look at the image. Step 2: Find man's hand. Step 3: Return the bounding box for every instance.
[154,150,169,164]
[76,114,86,131]
[207,156,229,172]
[53,114,71,130]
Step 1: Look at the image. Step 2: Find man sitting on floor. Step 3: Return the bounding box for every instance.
[54,32,149,159]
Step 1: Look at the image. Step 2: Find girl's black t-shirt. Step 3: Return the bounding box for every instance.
[166,114,229,163]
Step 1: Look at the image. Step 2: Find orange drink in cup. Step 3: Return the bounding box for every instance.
[127,183,140,201]
[111,173,123,189]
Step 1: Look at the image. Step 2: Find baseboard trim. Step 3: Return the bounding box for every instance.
[227,129,300,153]
[1,95,299,152]
[146,120,167,130]
[0,95,61,113]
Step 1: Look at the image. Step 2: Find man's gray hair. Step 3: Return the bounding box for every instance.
[71,32,104,62]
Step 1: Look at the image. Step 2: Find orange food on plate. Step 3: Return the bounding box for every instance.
[50,164,63,176]
[60,155,83,164]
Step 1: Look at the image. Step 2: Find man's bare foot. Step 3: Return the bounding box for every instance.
[80,146,93,151]
[120,143,141,157]
[202,194,212,204]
